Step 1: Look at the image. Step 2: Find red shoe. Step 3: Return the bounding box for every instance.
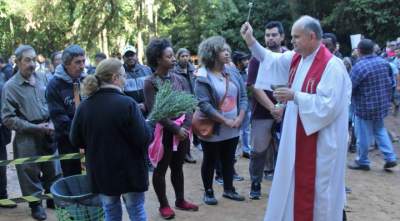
[159,206,175,219]
[175,200,199,211]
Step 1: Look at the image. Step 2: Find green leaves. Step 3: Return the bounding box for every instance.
[147,80,198,122]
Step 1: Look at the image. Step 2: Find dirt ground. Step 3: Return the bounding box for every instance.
[0,116,399,221]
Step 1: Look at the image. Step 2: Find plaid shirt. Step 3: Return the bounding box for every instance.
[351,55,393,120]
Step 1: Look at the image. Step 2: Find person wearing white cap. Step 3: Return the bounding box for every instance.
[122,45,152,114]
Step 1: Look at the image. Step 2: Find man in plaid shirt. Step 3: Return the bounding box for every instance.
[349,39,398,171]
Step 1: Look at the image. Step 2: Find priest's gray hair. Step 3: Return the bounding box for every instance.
[294,15,323,40]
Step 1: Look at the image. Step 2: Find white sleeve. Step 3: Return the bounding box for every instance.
[249,42,294,90]
[294,57,352,135]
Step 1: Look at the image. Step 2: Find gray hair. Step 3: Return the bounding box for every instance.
[295,15,323,40]
[62,44,85,65]
[15,45,35,61]
[198,36,231,69]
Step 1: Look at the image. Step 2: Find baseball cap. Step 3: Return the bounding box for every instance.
[232,51,250,64]
[122,45,137,56]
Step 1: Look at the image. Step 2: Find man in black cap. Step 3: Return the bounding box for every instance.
[122,45,152,114]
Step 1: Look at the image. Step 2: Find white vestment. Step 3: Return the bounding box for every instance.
[250,42,351,221]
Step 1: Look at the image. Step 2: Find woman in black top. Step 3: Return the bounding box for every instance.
[70,58,152,221]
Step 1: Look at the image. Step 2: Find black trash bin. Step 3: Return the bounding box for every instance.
[50,175,104,221]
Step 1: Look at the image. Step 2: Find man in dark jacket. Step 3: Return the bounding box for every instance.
[172,48,197,163]
[122,45,152,115]
[46,45,86,177]
[0,55,13,80]
[0,63,13,209]
[232,51,252,158]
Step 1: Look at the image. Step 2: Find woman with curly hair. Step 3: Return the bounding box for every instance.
[144,38,198,219]
[195,36,248,205]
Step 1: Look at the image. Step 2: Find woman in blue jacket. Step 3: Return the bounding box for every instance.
[195,36,248,205]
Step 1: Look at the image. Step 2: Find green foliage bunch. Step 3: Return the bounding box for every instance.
[147,80,198,122]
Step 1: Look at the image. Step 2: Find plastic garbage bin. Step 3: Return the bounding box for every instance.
[50,175,104,221]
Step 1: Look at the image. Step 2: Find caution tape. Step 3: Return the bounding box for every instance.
[0,193,53,206]
[0,152,84,166]
[0,152,86,206]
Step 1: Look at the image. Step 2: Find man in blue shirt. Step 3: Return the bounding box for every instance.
[349,39,398,171]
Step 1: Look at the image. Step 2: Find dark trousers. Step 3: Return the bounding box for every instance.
[0,125,11,199]
[201,137,238,191]
[0,144,7,198]
[152,131,186,207]
[58,139,81,177]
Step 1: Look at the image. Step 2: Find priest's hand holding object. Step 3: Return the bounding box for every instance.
[273,87,294,103]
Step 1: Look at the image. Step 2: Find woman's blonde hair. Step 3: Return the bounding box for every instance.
[81,58,122,96]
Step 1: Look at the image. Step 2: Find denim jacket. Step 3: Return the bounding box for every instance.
[194,66,248,134]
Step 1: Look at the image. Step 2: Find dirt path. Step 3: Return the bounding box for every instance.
[1,116,399,221]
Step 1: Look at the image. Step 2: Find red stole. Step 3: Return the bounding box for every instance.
[288,44,332,221]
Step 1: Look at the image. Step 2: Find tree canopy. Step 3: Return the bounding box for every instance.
[0,0,399,60]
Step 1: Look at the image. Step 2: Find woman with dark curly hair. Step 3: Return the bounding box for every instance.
[143,38,198,219]
[195,36,248,205]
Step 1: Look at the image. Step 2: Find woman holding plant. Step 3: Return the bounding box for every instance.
[143,38,198,220]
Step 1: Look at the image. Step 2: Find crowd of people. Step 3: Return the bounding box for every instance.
[0,14,399,221]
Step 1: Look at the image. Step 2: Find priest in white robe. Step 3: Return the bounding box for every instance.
[240,16,351,221]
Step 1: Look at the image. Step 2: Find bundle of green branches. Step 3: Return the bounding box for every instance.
[147,80,198,122]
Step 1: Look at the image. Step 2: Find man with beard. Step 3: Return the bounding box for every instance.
[122,45,152,115]
[2,45,57,220]
[246,21,286,199]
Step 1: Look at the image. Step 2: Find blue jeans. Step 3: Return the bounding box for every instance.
[240,109,252,154]
[99,192,146,221]
[355,116,397,165]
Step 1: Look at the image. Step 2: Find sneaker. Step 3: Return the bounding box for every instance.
[223,189,245,201]
[242,152,250,159]
[249,182,261,200]
[348,161,370,171]
[345,186,352,194]
[175,200,199,211]
[384,161,397,169]
[30,204,47,221]
[264,171,274,181]
[203,189,218,205]
[159,206,175,219]
[348,144,356,153]
[233,173,244,182]
[215,176,224,185]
